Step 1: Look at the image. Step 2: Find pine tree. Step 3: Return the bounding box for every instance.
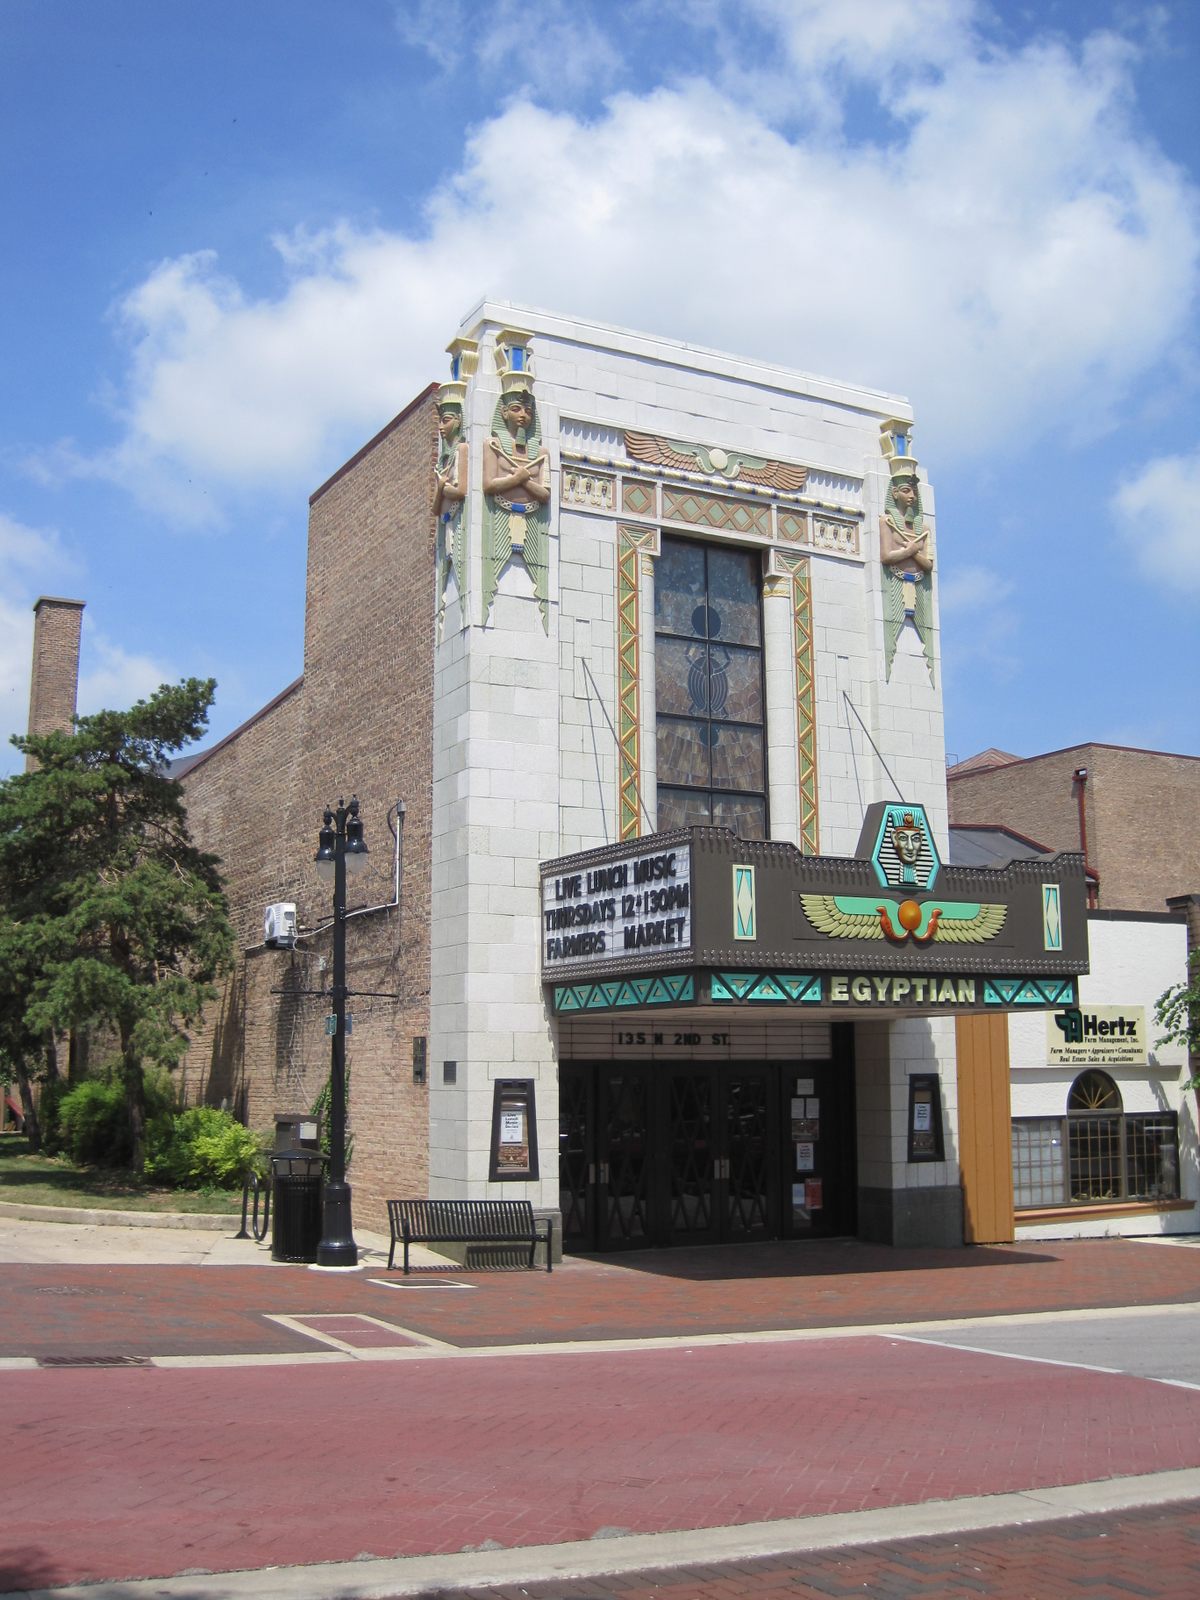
[0,680,234,1171]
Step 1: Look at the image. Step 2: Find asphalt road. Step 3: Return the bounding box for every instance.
[906,1302,1200,1387]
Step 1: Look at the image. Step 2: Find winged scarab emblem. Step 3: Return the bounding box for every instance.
[624,430,808,491]
[800,894,1007,945]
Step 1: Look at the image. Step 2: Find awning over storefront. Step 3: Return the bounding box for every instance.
[540,803,1088,1017]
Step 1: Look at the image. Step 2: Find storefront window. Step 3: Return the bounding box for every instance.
[1012,1070,1179,1208]
[654,536,767,839]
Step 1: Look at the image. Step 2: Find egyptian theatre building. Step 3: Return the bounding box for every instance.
[173,302,1089,1255]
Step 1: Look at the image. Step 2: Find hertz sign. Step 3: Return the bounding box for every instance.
[1049,1006,1146,1066]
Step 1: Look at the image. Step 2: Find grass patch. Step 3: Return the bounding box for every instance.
[0,1134,242,1214]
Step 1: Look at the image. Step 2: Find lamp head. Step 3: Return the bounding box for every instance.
[314,810,336,881]
[344,796,369,875]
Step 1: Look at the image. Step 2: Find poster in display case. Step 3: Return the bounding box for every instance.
[489,1079,540,1181]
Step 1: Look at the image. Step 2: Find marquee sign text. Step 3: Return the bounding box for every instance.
[542,845,692,968]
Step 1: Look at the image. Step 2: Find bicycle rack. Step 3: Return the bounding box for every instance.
[235,1172,271,1242]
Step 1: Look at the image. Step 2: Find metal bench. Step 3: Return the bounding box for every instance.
[386,1198,553,1274]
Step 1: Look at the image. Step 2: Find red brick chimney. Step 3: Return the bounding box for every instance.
[26,596,85,769]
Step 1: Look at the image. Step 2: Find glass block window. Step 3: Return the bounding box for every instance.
[654,536,767,839]
[1012,1071,1180,1209]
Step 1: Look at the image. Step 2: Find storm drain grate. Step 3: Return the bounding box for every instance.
[38,1354,151,1368]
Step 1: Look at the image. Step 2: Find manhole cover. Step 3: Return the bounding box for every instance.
[38,1355,151,1367]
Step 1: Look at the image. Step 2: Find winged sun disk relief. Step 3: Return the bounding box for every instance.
[624,431,808,492]
[800,894,1007,945]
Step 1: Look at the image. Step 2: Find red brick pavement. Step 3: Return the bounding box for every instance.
[3,1238,1200,1358]
[407,1500,1200,1599]
[2,1335,1200,1587]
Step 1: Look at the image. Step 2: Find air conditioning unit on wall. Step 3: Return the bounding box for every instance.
[264,903,297,949]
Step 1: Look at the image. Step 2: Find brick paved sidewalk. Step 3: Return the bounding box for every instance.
[3,1237,1200,1359]
[3,1335,1200,1587]
[410,1499,1200,1600]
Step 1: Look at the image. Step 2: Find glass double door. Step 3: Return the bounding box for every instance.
[560,1059,847,1252]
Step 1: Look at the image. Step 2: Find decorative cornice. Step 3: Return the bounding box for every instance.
[557,445,859,516]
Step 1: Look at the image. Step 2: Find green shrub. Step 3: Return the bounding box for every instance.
[58,1072,176,1168]
[58,1080,129,1165]
[145,1107,261,1190]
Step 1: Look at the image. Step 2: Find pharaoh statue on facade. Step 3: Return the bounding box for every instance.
[482,352,551,629]
[433,388,468,636]
[879,461,934,682]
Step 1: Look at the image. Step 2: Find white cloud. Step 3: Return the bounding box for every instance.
[76,629,175,721]
[394,0,621,98]
[392,0,467,72]
[0,511,76,581]
[57,7,1200,516]
[1113,446,1200,595]
[726,0,981,127]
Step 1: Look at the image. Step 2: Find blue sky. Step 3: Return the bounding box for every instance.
[2,0,1197,778]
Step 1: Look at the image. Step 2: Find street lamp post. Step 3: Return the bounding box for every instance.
[313,795,369,1267]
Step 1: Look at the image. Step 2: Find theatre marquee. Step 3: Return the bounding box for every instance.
[540,803,1088,1017]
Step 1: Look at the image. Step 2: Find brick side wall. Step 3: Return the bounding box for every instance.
[180,388,438,1231]
[948,744,1200,913]
[179,680,306,1120]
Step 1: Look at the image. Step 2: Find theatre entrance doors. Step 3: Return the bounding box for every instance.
[558,1050,856,1253]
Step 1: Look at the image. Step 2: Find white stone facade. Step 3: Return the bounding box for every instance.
[429,301,953,1238]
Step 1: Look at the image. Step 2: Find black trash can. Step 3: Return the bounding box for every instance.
[270,1150,327,1263]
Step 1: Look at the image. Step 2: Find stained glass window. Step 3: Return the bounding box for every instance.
[655,535,767,839]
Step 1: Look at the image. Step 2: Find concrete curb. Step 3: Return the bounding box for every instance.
[0,1200,236,1232]
[7,1468,1199,1600]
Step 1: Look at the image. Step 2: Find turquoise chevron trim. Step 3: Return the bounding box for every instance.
[554,974,695,1013]
[711,972,823,1004]
[983,977,1076,1007]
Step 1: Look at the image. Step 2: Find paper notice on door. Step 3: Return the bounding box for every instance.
[805,1098,820,1119]
[805,1178,823,1209]
[795,1142,815,1172]
[795,1079,814,1096]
